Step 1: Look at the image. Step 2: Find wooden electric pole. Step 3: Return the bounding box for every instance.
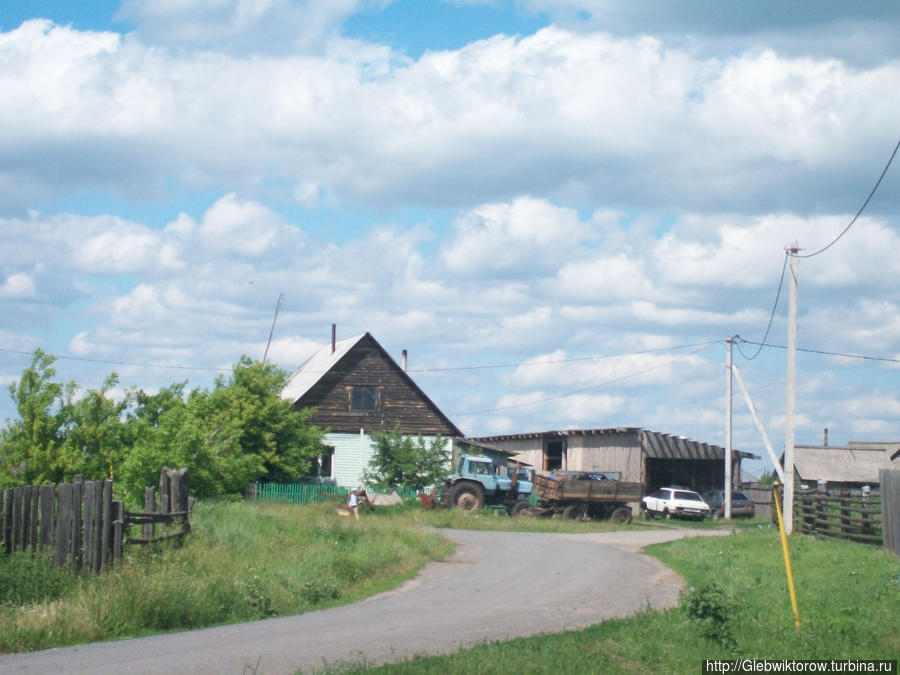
[725,337,733,518]
[784,244,800,534]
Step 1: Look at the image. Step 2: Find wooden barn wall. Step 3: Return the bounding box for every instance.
[567,433,643,482]
[488,438,544,472]
[296,336,457,436]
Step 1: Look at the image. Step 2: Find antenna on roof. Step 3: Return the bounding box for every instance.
[263,293,285,362]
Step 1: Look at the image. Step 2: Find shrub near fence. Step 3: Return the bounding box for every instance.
[0,467,191,573]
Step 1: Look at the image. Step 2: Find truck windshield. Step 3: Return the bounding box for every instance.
[470,461,495,475]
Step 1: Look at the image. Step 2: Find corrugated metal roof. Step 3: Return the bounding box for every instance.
[280,333,366,403]
[472,427,641,442]
[793,445,893,484]
[640,429,757,460]
[471,428,758,461]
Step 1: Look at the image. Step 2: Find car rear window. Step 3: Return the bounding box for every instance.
[674,491,702,501]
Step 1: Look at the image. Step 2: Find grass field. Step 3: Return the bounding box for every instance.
[1,500,898,673]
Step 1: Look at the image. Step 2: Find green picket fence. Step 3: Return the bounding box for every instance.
[253,482,419,505]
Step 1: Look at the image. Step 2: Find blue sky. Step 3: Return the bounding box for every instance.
[2,0,900,479]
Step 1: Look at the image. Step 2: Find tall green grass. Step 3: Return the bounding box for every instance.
[327,528,900,674]
[0,500,451,654]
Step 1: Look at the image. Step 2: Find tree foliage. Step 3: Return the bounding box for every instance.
[0,351,326,503]
[363,426,449,491]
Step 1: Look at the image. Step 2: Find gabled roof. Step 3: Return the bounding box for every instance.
[281,333,367,404]
[793,445,893,484]
[280,332,463,437]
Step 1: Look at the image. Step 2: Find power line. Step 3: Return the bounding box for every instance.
[452,342,717,417]
[733,337,900,365]
[408,340,720,374]
[0,347,231,373]
[799,136,900,259]
[736,251,789,361]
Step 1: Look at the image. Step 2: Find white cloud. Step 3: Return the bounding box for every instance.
[3,22,896,215]
[441,197,590,275]
[198,193,285,257]
[0,272,36,299]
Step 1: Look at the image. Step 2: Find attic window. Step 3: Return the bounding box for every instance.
[351,386,377,412]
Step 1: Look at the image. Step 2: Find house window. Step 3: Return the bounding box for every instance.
[351,386,377,411]
[320,446,334,478]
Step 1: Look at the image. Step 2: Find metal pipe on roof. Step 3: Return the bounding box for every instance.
[402,349,408,371]
[331,324,336,353]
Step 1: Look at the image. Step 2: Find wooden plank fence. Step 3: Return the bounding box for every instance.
[0,467,191,573]
[793,488,882,545]
[881,469,900,557]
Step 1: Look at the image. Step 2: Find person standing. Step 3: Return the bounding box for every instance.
[347,489,360,519]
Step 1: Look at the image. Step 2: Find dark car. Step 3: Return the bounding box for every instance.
[703,491,756,519]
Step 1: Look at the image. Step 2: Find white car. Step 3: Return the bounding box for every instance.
[642,487,710,520]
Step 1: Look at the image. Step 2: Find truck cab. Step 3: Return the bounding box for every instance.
[441,454,530,511]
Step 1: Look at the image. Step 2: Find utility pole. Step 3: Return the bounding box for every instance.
[784,244,800,534]
[725,337,733,519]
[263,293,285,363]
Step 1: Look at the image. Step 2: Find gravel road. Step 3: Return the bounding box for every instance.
[0,526,731,674]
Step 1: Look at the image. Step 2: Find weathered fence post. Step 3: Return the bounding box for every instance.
[71,476,84,569]
[880,469,899,555]
[55,482,72,566]
[112,500,124,565]
[1,488,12,554]
[39,485,54,548]
[143,487,155,541]
[159,467,171,515]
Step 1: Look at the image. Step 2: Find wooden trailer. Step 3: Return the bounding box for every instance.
[516,471,643,523]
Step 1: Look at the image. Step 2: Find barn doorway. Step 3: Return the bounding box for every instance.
[544,440,567,471]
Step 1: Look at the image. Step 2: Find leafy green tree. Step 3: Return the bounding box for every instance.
[0,350,70,486]
[119,357,325,503]
[59,373,132,481]
[363,426,449,491]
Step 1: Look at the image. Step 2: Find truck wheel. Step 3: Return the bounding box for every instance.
[510,501,531,517]
[450,483,484,511]
[562,504,584,520]
[610,506,633,525]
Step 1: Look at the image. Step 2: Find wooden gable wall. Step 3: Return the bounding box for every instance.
[294,334,459,436]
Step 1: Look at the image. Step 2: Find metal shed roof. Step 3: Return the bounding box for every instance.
[793,445,894,484]
[471,428,757,461]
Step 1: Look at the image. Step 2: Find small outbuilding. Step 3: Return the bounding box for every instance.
[791,444,895,492]
[469,427,756,494]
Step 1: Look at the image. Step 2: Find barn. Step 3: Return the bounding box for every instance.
[469,427,757,494]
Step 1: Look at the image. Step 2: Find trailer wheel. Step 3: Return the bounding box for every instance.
[510,501,531,517]
[610,506,633,525]
[450,483,484,511]
[562,504,584,520]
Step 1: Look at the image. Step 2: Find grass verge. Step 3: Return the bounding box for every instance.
[0,500,452,654]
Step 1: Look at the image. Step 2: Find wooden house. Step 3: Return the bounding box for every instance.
[281,332,462,487]
[469,427,757,495]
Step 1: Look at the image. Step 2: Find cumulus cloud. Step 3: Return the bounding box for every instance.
[0,272,36,299]
[2,21,897,215]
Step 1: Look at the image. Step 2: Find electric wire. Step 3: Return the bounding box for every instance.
[734,337,900,365]
[798,136,900,259]
[452,341,717,418]
[0,347,231,373]
[736,251,789,361]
